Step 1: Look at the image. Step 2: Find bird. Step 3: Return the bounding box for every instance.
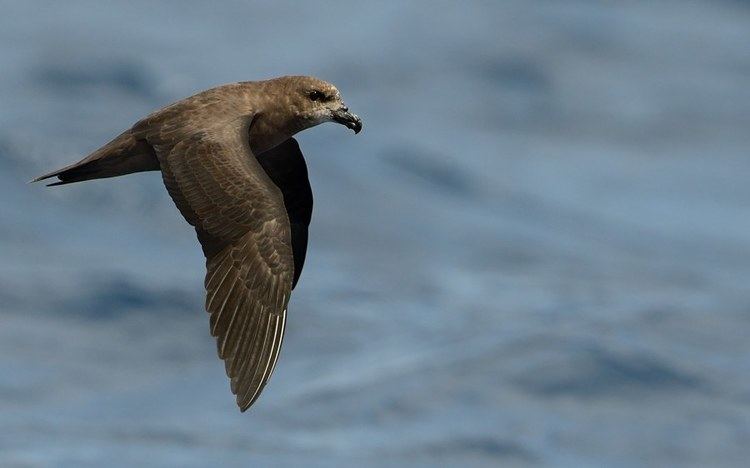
[32,76,362,411]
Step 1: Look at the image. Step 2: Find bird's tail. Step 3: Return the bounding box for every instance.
[31,130,160,186]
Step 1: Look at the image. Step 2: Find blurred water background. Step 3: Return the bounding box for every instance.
[1,1,750,466]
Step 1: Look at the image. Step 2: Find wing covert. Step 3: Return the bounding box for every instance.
[255,138,313,289]
[144,121,294,411]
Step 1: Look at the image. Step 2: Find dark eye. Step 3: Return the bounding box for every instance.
[308,90,325,101]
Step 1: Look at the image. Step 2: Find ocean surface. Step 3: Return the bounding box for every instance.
[1,1,750,466]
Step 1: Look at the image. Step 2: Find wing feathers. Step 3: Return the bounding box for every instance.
[254,138,313,289]
[148,124,293,411]
[241,313,275,407]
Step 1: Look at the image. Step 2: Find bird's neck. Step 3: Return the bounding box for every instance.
[249,108,309,155]
[245,80,312,154]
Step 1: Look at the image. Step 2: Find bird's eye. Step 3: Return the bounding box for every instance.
[308,90,325,101]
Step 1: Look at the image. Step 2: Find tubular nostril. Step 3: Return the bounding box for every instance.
[341,106,348,112]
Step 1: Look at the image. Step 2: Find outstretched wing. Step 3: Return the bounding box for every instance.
[135,113,294,411]
[255,138,313,289]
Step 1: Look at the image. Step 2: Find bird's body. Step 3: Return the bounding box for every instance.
[33,76,361,411]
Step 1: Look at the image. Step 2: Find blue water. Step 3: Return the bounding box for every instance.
[2,1,750,466]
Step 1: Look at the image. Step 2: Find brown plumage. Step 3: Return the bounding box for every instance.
[33,76,362,411]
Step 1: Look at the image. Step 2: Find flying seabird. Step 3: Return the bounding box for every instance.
[33,76,362,411]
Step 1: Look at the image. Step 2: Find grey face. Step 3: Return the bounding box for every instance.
[294,78,362,134]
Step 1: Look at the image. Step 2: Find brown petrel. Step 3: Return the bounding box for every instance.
[33,76,362,411]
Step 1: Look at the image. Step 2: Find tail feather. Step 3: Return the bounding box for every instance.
[33,130,160,186]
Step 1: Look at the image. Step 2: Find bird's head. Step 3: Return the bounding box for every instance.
[275,76,362,134]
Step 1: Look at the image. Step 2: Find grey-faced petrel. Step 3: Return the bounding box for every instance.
[33,76,362,411]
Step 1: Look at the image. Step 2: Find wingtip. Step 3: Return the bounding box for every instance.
[30,171,56,184]
[29,172,68,187]
[238,399,251,413]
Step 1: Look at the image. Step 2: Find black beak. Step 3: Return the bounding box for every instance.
[332,106,362,134]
